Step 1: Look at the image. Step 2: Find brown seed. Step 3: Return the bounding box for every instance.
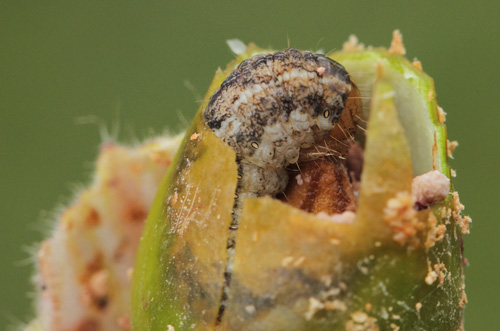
[281,158,355,215]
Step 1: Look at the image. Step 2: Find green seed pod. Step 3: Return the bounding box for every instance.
[132,36,468,330]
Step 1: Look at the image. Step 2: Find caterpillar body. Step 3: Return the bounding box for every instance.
[204,48,357,322]
[205,48,355,221]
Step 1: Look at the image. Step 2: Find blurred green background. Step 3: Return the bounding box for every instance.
[1,1,498,329]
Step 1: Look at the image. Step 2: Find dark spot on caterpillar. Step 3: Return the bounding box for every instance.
[96,296,108,310]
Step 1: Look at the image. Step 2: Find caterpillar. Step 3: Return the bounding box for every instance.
[205,48,355,220]
[204,48,357,322]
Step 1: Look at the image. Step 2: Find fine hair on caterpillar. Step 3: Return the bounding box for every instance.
[203,48,359,323]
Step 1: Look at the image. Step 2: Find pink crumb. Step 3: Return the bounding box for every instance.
[412,59,423,71]
[341,35,365,52]
[316,67,326,76]
[412,170,450,208]
[389,30,406,55]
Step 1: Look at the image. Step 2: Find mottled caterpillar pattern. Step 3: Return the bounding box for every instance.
[204,48,354,222]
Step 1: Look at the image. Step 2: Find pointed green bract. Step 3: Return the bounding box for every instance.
[131,113,238,330]
[333,50,450,178]
[354,79,413,239]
